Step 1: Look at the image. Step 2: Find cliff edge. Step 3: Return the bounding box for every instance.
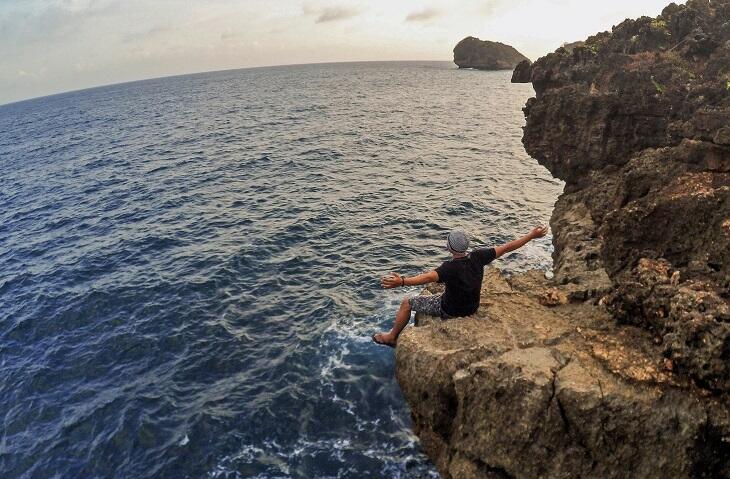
[398,1,730,477]
[454,37,530,70]
[397,270,729,478]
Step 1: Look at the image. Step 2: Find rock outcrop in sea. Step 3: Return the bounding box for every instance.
[510,60,532,83]
[398,1,730,477]
[454,37,530,70]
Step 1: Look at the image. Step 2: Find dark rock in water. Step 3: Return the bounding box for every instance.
[397,1,730,477]
[453,36,529,70]
[511,59,532,83]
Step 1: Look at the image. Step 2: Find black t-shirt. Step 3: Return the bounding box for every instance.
[435,247,497,317]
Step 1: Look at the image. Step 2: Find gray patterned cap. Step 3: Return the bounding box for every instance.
[446,230,469,253]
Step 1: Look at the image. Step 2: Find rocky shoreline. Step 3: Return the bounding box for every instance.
[397,1,730,477]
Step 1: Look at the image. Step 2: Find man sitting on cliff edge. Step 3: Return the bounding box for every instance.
[372,226,548,347]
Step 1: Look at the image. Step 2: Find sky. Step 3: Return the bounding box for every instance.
[0,0,679,105]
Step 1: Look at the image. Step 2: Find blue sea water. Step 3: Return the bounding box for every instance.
[0,62,563,478]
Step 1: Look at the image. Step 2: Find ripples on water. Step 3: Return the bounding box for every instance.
[0,62,563,478]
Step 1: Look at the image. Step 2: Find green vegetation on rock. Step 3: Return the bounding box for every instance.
[651,19,668,31]
[651,76,665,93]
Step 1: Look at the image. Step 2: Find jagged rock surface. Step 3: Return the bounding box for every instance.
[397,270,730,479]
[519,0,730,391]
[454,37,530,70]
[398,1,730,477]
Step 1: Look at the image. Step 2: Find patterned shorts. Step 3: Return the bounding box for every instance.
[408,294,448,319]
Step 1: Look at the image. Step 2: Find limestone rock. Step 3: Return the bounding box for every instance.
[522,0,730,390]
[397,2,730,476]
[538,287,568,306]
[454,37,530,71]
[396,269,730,478]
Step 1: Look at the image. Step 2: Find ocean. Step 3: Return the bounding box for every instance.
[0,61,563,478]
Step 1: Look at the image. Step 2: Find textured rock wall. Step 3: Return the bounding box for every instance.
[516,0,730,391]
[396,2,730,477]
[396,271,730,478]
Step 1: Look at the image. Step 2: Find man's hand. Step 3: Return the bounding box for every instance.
[381,272,403,289]
[529,225,549,239]
[495,225,550,258]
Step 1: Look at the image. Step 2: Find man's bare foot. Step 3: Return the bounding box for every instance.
[372,332,396,348]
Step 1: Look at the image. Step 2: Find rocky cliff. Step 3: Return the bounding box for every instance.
[398,1,730,477]
[517,0,730,391]
[454,37,530,70]
[397,271,729,478]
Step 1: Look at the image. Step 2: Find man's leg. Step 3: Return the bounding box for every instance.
[373,296,412,347]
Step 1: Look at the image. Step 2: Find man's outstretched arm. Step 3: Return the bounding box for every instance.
[381,271,439,289]
[494,226,548,258]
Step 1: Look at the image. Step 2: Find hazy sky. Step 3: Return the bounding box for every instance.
[1,0,677,105]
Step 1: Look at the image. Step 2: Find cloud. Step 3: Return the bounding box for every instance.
[220,31,238,41]
[303,4,361,23]
[123,25,172,43]
[474,0,529,17]
[0,0,119,44]
[405,8,441,22]
[316,6,360,23]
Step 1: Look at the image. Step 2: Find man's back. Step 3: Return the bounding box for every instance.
[373,226,547,348]
[436,247,496,317]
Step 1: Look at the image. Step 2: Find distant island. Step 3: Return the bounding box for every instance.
[453,36,529,70]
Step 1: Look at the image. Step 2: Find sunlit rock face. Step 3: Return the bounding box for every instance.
[453,37,530,70]
[396,270,730,478]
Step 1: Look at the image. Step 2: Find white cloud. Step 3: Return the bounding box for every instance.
[405,8,441,22]
[302,3,363,23]
[0,0,683,105]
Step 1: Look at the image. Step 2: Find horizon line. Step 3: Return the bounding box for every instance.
[1,59,460,109]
